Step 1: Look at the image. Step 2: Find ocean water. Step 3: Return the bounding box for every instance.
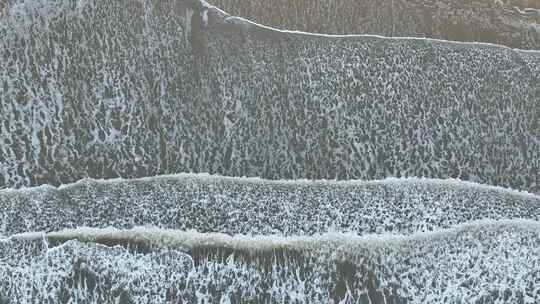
[1,0,539,302]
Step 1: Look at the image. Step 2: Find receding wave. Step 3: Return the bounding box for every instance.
[2,219,539,303]
[1,174,538,237]
[208,0,540,49]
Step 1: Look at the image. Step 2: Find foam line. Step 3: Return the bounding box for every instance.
[9,218,540,253]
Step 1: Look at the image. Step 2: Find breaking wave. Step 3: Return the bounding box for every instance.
[2,219,539,303]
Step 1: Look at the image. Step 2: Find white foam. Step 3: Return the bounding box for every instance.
[3,219,540,303]
[11,219,540,253]
[2,172,535,200]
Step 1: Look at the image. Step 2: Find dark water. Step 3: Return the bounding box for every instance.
[210,0,540,49]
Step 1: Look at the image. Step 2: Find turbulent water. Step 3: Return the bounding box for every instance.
[1,0,539,192]
[1,0,539,303]
[1,174,539,237]
[2,220,540,303]
[1,175,540,303]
